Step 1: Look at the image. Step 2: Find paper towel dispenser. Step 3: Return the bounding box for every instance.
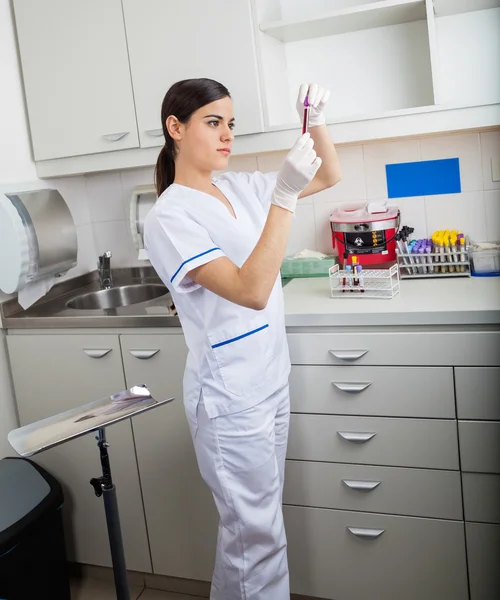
[0,188,77,295]
[129,185,157,261]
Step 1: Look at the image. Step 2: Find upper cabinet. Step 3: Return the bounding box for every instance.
[256,0,434,128]
[254,0,500,135]
[11,0,500,177]
[121,0,264,148]
[431,0,500,107]
[13,0,139,161]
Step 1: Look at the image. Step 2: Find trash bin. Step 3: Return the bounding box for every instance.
[0,457,70,600]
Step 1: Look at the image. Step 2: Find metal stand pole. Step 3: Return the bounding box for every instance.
[90,428,130,600]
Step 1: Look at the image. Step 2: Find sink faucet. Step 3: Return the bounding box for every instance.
[98,251,113,289]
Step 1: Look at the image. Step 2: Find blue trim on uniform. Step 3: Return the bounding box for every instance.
[171,247,221,283]
[211,324,269,349]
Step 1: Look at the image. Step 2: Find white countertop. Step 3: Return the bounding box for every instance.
[283,275,500,327]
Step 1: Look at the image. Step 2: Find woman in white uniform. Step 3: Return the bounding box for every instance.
[144,78,341,600]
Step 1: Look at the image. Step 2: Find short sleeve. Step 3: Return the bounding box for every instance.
[222,171,278,213]
[144,205,226,294]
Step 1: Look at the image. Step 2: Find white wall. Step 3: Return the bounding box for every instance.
[0,1,37,185]
[84,128,500,269]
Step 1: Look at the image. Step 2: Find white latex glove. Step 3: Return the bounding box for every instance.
[296,83,331,128]
[271,133,322,213]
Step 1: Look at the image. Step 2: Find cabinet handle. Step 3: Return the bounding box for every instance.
[83,349,112,359]
[332,382,372,393]
[145,129,164,137]
[329,350,368,361]
[342,479,381,492]
[129,349,160,360]
[102,132,129,142]
[347,527,385,540]
[337,431,376,443]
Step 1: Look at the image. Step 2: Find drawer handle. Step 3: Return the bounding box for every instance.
[329,350,368,361]
[102,132,129,142]
[129,349,160,360]
[338,431,376,443]
[332,382,372,393]
[342,479,381,492]
[145,128,164,137]
[347,527,385,540]
[83,349,112,359]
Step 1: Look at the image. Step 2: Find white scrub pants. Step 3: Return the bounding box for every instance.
[186,383,290,600]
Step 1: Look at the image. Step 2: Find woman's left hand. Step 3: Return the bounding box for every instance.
[296,83,331,128]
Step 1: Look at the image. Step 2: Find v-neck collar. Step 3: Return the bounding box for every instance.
[170,180,238,221]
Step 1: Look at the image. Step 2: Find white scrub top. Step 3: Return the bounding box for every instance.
[144,171,291,419]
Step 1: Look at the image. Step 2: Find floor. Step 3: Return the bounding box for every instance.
[70,577,204,600]
[70,574,314,600]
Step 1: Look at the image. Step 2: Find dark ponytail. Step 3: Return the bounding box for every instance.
[155,137,176,198]
[155,78,231,196]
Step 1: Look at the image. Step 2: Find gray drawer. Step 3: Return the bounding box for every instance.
[284,505,468,600]
[284,460,463,520]
[456,367,500,420]
[459,421,500,473]
[288,414,459,470]
[287,330,500,366]
[463,473,500,524]
[466,522,500,600]
[290,365,455,418]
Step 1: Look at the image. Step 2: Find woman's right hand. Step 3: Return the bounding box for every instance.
[271,133,322,213]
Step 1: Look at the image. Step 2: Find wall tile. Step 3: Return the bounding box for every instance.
[286,204,317,256]
[480,130,500,191]
[425,192,487,242]
[40,128,493,277]
[363,139,420,199]
[317,145,366,203]
[85,171,126,223]
[420,132,482,192]
[120,167,155,218]
[92,220,137,268]
[313,200,341,255]
[484,190,500,242]
[393,197,427,240]
[256,151,286,173]
[46,175,90,226]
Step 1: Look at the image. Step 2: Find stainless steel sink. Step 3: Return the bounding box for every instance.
[66,284,168,310]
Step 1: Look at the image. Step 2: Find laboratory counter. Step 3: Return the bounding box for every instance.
[1,268,499,329]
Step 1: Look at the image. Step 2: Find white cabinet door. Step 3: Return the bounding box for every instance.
[6,334,151,573]
[122,0,263,148]
[13,0,139,160]
[121,333,218,581]
[284,505,468,600]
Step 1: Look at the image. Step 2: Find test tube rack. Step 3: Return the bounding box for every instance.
[396,249,471,279]
[329,263,400,299]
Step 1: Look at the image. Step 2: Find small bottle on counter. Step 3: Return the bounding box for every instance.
[356,262,365,293]
[342,252,348,291]
[345,264,353,291]
[351,256,359,289]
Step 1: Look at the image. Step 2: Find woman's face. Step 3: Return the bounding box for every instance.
[173,96,235,172]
